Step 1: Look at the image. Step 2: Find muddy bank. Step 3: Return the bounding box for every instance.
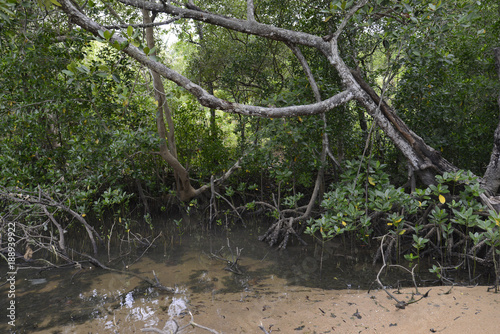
[17,270,499,334]
[2,226,498,333]
[187,285,500,334]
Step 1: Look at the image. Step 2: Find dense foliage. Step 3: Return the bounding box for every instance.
[306,158,500,282]
[1,0,500,281]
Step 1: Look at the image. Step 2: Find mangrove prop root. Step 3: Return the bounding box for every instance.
[373,235,428,309]
[0,186,102,255]
[208,238,244,275]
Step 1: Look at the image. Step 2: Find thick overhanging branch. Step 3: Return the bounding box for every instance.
[325,36,458,183]
[116,0,328,51]
[104,16,182,29]
[58,0,354,118]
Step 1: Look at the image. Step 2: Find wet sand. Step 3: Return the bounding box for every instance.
[186,285,500,334]
[28,271,499,334]
[3,235,499,333]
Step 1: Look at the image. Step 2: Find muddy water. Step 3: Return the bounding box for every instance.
[0,223,419,333]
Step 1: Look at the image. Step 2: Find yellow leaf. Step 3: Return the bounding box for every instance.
[82,213,86,217]
[395,217,402,224]
[368,177,375,186]
[119,217,122,223]
[399,229,406,235]
[439,194,446,204]
[342,221,347,226]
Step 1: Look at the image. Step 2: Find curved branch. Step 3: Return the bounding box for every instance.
[332,0,369,40]
[104,16,182,29]
[58,0,355,118]
[116,0,328,50]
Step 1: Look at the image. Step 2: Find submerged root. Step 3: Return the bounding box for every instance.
[259,217,307,249]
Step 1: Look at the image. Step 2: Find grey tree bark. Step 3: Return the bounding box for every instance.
[481,47,500,196]
[56,0,500,201]
[142,8,197,202]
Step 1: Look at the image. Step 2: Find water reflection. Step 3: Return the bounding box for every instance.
[0,224,386,333]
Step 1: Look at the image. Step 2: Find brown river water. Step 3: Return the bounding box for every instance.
[1,221,499,333]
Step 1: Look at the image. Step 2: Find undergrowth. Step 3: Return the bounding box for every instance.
[306,157,500,286]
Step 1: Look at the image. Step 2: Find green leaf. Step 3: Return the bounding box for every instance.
[103,30,112,40]
[49,0,61,6]
[127,25,133,37]
[111,41,121,50]
[67,62,77,72]
[144,46,150,55]
[98,64,109,72]
[132,30,141,39]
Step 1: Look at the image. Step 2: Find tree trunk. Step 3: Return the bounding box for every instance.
[344,65,459,186]
[481,47,500,195]
[142,9,197,201]
[58,0,499,196]
[207,82,217,137]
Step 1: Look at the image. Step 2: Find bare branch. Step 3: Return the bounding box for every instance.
[115,0,327,50]
[286,42,321,101]
[59,0,354,118]
[247,0,255,21]
[101,0,127,25]
[104,16,182,29]
[333,0,368,40]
